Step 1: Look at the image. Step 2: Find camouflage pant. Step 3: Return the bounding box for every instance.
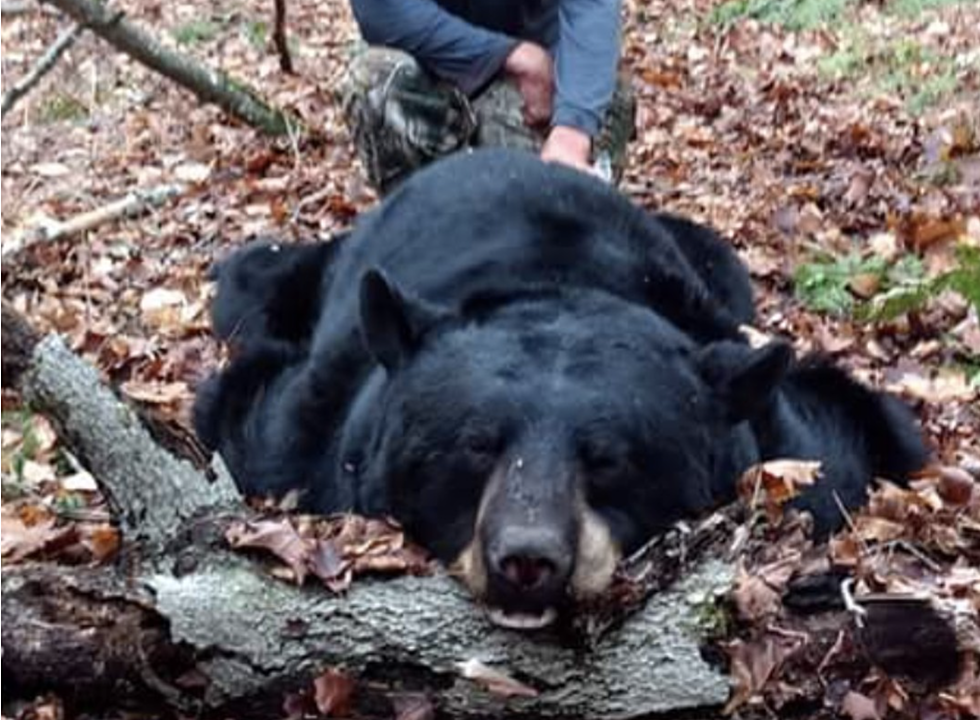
[340,47,636,194]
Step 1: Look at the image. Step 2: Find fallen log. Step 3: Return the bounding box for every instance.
[0,306,739,717]
[1,305,969,719]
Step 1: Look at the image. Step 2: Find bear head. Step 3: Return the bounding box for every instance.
[355,269,792,629]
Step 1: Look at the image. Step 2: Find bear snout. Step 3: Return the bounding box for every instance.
[449,455,622,630]
[484,525,573,610]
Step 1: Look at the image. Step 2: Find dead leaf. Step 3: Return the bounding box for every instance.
[30,162,71,178]
[20,459,57,486]
[309,537,350,589]
[226,519,311,584]
[0,512,79,563]
[848,272,881,299]
[173,162,211,184]
[313,668,355,717]
[140,287,187,331]
[844,169,873,206]
[738,459,822,522]
[83,524,121,562]
[869,232,900,262]
[732,564,782,621]
[121,380,191,406]
[456,659,539,698]
[390,692,435,720]
[937,466,975,506]
[884,367,976,403]
[723,636,799,713]
[61,471,99,492]
[841,690,881,720]
[854,516,906,543]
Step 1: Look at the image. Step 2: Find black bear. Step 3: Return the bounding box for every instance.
[195,149,928,629]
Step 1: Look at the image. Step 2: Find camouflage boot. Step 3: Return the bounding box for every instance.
[470,79,544,152]
[340,47,478,194]
[591,74,637,184]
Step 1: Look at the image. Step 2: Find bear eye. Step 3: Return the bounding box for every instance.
[580,443,624,474]
[584,453,621,474]
[460,429,502,458]
[579,437,630,477]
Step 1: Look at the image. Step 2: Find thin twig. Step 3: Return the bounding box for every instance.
[3,183,186,261]
[290,185,332,223]
[832,489,871,556]
[2,23,84,118]
[273,0,294,73]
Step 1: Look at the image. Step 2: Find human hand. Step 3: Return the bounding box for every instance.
[540,125,593,173]
[504,41,554,127]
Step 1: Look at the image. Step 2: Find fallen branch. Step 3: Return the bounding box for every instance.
[3,309,966,717]
[2,303,240,544]
[3,183,185,261]
[1,22,83,118]
[39,0,300,135]
[0,310,739,718]
[273,0,294,74]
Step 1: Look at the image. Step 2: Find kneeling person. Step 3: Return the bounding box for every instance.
[342,0,635,191]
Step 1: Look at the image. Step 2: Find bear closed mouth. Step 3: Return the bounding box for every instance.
[487,606,558,630]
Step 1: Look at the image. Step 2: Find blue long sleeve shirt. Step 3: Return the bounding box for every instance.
[349,0,621,137]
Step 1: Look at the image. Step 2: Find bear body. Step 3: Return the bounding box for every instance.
[195,149,928,627]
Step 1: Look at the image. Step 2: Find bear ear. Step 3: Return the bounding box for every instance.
[696,340,794,423]
[359,269,442,371]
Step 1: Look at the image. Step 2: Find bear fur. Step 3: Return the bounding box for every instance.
[195,149,928,627]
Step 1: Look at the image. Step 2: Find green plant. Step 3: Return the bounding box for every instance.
[710,0,852,30]
[865,246,980,321]
[796,244,979,321]
[889,0,972,17]
[53,492,85,515]
[794,253,888,315]
[1,410,42,482]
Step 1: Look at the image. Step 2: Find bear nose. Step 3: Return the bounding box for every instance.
[488,528,572,597]
[500,553,556,590]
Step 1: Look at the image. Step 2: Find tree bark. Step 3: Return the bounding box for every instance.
[38,0,299,135]
[2,303,240,545]
[2,527,737,719]
[2,303,41,387]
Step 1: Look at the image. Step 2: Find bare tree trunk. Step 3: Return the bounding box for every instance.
[38,0,299,135]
